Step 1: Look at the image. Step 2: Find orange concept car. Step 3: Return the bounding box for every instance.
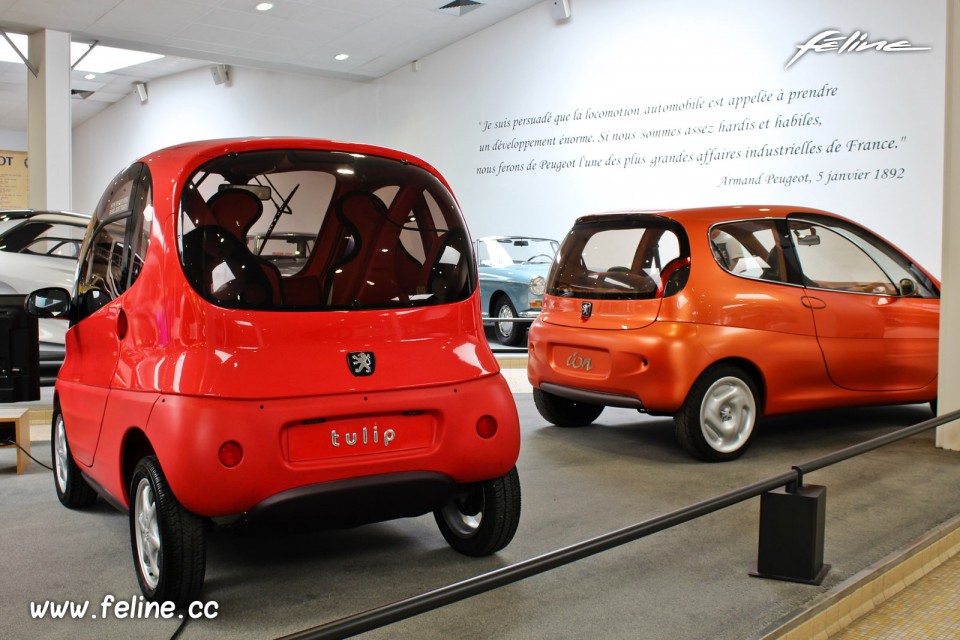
[527,205,940,462]
[26,138,521,606]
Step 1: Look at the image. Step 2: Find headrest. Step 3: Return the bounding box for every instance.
[208,189,264,240]
[184,188,216,227]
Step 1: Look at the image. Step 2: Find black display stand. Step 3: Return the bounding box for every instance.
[0,294,40,403]
[750,484,830,585]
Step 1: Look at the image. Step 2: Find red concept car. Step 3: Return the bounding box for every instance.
[528,206,940,462]
[27,138,522,606]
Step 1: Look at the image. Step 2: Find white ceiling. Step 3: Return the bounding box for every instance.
[0,0,544,132]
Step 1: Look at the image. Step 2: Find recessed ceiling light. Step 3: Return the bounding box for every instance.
[334,53,350,61]
[83,73,97,80]
[256,2,274,11]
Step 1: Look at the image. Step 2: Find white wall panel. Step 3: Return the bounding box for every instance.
[72,0,946,275]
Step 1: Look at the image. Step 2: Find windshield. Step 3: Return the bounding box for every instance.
[178,149,475,311]
[547,216,689,300]
[477,237,558,268]
[247,234,316,276]
[0,213,87,258]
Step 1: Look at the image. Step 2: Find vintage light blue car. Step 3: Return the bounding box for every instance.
[476,236,558,345]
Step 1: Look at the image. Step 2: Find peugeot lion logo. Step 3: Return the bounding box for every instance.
[580,301,593,320]
[347,352,376,376]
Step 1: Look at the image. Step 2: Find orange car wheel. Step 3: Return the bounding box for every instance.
[675,364,759,462]
[533,387,604,427]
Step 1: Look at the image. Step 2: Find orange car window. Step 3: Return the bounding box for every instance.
[789,221,898,295]
[709,220,786,283]
[549,218,687,300]
[790,215,938,299]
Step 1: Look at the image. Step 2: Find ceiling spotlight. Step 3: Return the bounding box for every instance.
[438,0,483,16]
[334,53,350,61]
[256,2,274,11]
[83,73,97,80]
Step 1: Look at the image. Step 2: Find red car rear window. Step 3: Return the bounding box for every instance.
[178,149,475,311]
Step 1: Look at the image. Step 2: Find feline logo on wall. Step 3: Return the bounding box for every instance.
[786,30,931,68]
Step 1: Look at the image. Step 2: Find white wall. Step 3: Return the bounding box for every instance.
[72,0,946,273]
[0,130,27,150]
[72,65,376,210]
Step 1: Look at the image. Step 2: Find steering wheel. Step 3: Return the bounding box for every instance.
[524,254,554,264]
[599,269,656,292]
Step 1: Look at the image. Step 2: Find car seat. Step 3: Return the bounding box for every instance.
[181,188,284,307]
[208,189,284,304]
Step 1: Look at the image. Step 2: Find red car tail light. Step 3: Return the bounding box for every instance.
[476,415,498,439]
[218,441,243,467]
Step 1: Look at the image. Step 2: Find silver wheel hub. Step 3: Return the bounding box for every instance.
[700,376,756,453]
[54,417,69,493]
[496,305,515,338]
[134,478,162,590]
[440,491,484,537]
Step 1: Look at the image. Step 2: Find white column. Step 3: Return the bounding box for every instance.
[938,0,960,449]
[27,29,72,211]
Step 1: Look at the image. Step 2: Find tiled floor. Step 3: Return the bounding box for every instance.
[831,551,960,639]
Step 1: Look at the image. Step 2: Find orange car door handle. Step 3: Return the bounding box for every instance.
[801,296,826,309]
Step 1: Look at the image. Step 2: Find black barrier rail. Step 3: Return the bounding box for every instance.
[481,317,534,324]
[278,408,960,640]
[483,316,532,353]
[490,347,529,354]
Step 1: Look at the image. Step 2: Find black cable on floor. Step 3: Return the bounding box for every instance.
[0,438,54,471]
[169,611,191,640]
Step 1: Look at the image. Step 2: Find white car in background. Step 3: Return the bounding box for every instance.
[0,210,90,380]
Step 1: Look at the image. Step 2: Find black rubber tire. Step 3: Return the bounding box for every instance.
[533,387,604,427]
[129,456,206,607]
[51,408,98,509]
[434,466,521,557]
[493,295,526,346]
[674,364,759,462]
